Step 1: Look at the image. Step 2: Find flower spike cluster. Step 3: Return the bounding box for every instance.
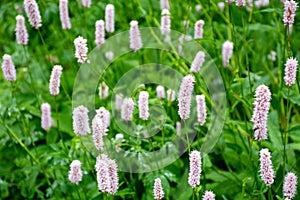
[15,15,28,45]
[188,150,202,188]
[178,75,195,120]
[259,148,275,186]
[251,85,271,141]
[153,178,164,200]
[95,155,119,195]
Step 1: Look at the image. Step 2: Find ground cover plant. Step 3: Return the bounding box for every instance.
[0,0,300,199]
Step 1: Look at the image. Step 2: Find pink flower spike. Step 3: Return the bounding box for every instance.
[95,155,119,194]
[153,178,164,200]
[178,75,195,120]
[202,191,216,200]
[98,82,109,99]
[59,0,71,30]
[251,85,271,141]
[283,1,298,26]
[218,2,225,12]
[1,54,16,82]
[74,36,88,63]
[95,20,105,47]
[190,51,205,72]
[15,15,28,45]
[156,85,165,99]
[72,105,91,136]
[105,4,115,33]
[68,160,83,185]
[160,0,170,10]
[196,95,206,126]
[49,65,63,96]
[283,172,298,200]
[167,89,176,102]
[194,20,205,39]
[139,91,149,120]
[129,20,143,52]
[41,103,52,130]
[81,0,91,8]
[161,9,171,36]
[188,150,201,188]
[284,57,298,87]
[24,0,42,29]
[236,0,245,7]
[222,41,234,67]
[121,98,134,121]
[259,148,275,186]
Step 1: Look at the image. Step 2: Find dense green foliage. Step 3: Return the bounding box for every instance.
[0,0,300,199]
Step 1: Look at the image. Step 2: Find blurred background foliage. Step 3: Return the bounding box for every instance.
[0,0,300,199]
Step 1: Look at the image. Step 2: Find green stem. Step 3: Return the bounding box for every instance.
[283,88,291,175]
[5,124,53,189]
[11,82,36,147]
[22,46,41,107]
[55,96,68,152]
[38,29,53,67]
[268,187,273,200]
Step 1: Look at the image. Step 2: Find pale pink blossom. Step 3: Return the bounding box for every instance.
[59,0,71,30]
[251,85,271,141]
[156,85,165,99]
[15,15,28,45]
[167,89,176,102]
[139,91,149,120]
[226,0,235,3]
[283,1,298,26]
[160,0,170,10]
[218,2,225,12]
[95,155,119,195]
[129,21,143,52]
[95,20,105,47]
[24,0,42,29]
[190,51,205,72]
[115,94,123,110]
[49,65,63,96]
[196,4,202,13]
[121,98,134,121]
[161,9,170,36]
[72,105,91,136]
[105,51,114,61]
[74,36,88,63]
[202,191,215,200]
[1,54,16,82]
[107,158,119,194]
[236,0,245,6]
[95,155,110,193]
[81,0,91,8]
[153,178,164,200]
[98,82,109,99]
[196,95,206,126]
[41,103,52,130]
[68,160,82,185]
[115,133,124,152]
[188,150,201,188]
[178,75,195,120]
[95,107,110,128]
[267,51,276,61]
[283,172,298,200]
[92,120,104,151]
[259,148,275,186]
[105,4,115,33]
[222,41,234,67]
[194,20,205,39]
[284,57,298,87]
